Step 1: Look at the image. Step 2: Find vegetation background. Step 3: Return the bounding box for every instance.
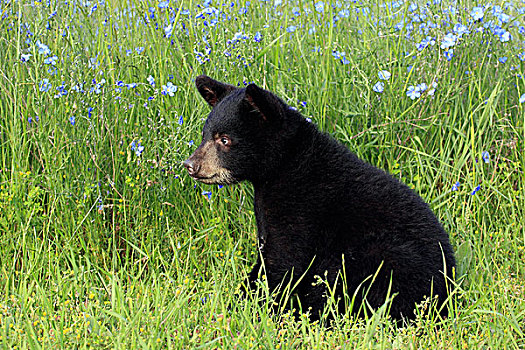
[0,0,524,348]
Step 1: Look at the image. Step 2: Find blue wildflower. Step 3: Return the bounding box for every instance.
[428,82,438,95]
[44,55,58,65]
[520,94,525,104]
[254,31,262,43]
[178,115,184,125]
[470,185,481,195]
[164,23,173,38]
[444,49,454,61]
[417,36,435,51]
[147,75,155,87]
[500,31,511,42]
[72,83,84,93]
[231,31,248,43]
[69,116,75,126]
[202,191,212,200]
[36,41,50,55]
[495,11,510,23]
[89,4,97,16]
[440,33,457,49]
[131,140,144,156]
[453,23,470,37]
[286,26,297,33]
[378,70,391,80]
[54,82,68,98]
[406,85,421,100]
[21,53,32,62]
[161,82,177,96]
[315,1,324,13]
[498,57,507,64]
[470,6,484,21]
[159,0,169,9]
[481,151,490,163]
[373,81,384,93]
[452,181,460,191]
[332,50,350,64]
[39,79,52,92]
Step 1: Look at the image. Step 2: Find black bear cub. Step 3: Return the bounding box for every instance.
[184,75,455,321]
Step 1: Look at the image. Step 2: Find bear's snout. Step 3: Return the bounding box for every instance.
[183,157,200,176]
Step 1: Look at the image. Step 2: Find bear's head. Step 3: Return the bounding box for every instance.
[184,75,299,185]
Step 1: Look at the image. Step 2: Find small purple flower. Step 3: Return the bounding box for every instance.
[452,181,460,191]
[498,57,507,64]
[254,31,262,43]
[69,116,75,126]
[202,191,212,200]
[178,115,184,125]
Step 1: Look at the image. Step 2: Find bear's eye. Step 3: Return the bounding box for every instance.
[218,136,231,147]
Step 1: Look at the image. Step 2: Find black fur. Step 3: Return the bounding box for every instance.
[188,76,456,321]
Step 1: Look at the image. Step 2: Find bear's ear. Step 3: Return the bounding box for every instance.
[244,83,284,123]
[195,75,237,107]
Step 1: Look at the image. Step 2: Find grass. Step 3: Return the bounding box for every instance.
[0,0,524,348]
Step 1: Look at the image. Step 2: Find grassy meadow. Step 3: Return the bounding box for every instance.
[1,0,525,348]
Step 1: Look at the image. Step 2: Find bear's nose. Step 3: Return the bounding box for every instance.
[183,158,199,176]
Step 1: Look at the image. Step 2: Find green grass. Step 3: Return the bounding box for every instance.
[1,0,524,348]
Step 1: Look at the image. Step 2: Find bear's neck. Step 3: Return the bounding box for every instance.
[251,115,353,190]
